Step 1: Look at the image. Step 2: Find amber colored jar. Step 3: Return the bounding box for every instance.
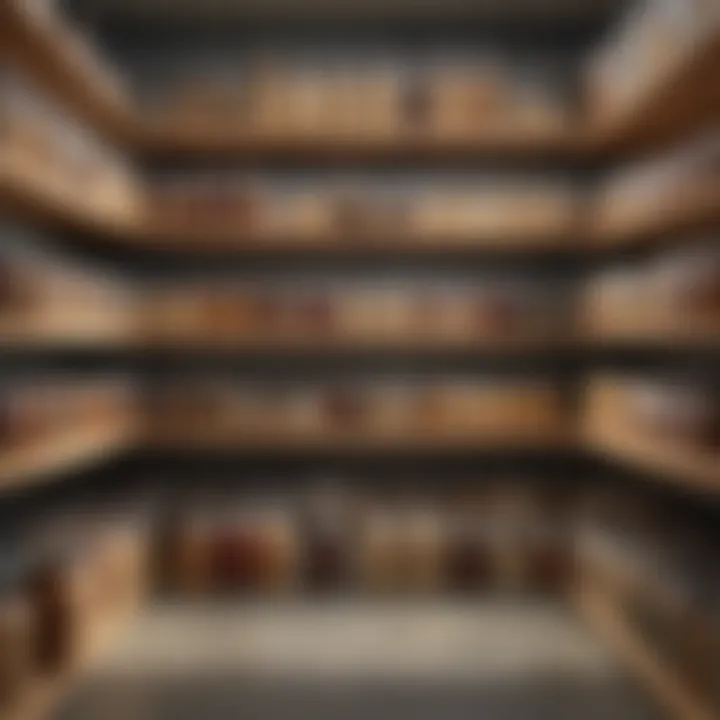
[475,292,525,337]
[211,521,265,595]
[96,525,147,615]
[445,520,493,593]
[0,589,33,706]
[332,195,373,239]
[173,516,215,597]
[152,512,185,594]
[256,513,298,595]
[358,513,400,594]
[300,489,357,593]
[526,527,568,593]
[396,510,444,594]
[186,185,258,232]
[208,508,298,596]
[294,295,334,336]
[31,550,96,672]
[303,527,345,591]
[324,387,368,431]
[403,76,432,129]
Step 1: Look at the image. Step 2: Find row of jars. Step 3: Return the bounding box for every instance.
[148,280,566,346]
[148,57,568,138]
[149,379,566,444]
[150,178,575,241]
[158,486,571,597]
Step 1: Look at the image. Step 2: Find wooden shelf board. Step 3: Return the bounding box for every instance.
[143,335,567,354]
[586,329,720,351]
[578,539,695,623]
[584,410,720,493]
[1,0,134,144]
[141,228,574,254]
[0,316,138,350]
[575,579,715,720]
[591,185,720,249]
[1,152,575,253]
[585,34,720,157]
[0,419,136,493]
[0,153,138,239]
[137,123,580,162]
[149,429,574,453]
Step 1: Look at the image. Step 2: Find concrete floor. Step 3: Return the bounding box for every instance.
[56,601,658,720]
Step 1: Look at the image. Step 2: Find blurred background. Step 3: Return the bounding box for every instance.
[0,0,718,718]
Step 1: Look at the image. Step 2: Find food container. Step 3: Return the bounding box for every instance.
[394,509,444,593]
[445,513,494,592]
[428,66,511,136]
[301,489,356,592]
[323,386,371,434]
[212,507,298,595]
[262,192,332,240]
[357,511,401,593]
[30,542,100,672]
[172,512,215,596]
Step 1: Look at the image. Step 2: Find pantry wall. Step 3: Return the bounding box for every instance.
[0,0,718,719]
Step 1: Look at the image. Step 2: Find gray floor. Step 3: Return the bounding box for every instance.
[56,601,658,720]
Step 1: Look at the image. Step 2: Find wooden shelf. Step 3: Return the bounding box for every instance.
[591,184,720,249]
[583,379,720,493]
[149,427,574,453]
[583,304,720,350]
[578,532,696,621]
[0,151,139,238]
[145,338,566,355]
[586,33,720,157]
[141,227,574,254]
[0,312,139,350]
[137,122,578,163]
[575,577,715,720]
[588,329,720,351]
[2,149,575,253]
[0,418,136,493]
[0,0,134,143]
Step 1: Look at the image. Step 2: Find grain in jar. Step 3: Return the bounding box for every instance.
[301,488,357,592]
[445,506,495,592]
[427,65,511,137]
[209,503,299,596]
[394,507,445,594]
[172,511,216,596]
[357,510,402,594]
